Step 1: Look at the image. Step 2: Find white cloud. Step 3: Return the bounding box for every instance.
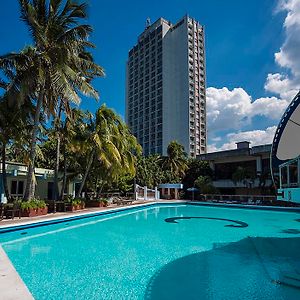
[250,96,288,120]
[264,73,298,99]
[275,0,300,77]
[207,87,252,132]
[208,126,277,153]
[207,0,300,151]
[207,87,288,132]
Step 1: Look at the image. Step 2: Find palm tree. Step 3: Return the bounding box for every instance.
[0,0,104,200]
[232,166,255,191]
[59,108,88,199]
[74,105,141,198]
[162,141,188,179]
[0,97,32,201]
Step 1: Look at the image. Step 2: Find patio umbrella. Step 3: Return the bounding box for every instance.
[187,187,199,201]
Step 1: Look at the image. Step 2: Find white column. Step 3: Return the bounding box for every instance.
[144,186,147,201]
[256,157,262,175]
[72,183,76,198]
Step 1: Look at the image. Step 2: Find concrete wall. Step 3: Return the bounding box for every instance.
[162,17,190,155]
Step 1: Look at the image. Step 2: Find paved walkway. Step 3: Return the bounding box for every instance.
[0,200,159,228]
[0,247,34,300]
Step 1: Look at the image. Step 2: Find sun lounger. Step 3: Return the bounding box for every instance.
[112,197,133,206]
[0,203,4,221]
[5,203,21,219]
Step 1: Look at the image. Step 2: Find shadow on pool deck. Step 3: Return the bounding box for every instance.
[144,236,300,300]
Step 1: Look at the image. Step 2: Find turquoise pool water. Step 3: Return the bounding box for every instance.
[1,204,300,299]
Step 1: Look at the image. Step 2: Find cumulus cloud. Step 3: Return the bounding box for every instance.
[207,87,288,132]
[264,73,298,99]
[275,0,300,77]
[208,126,277,152]
[207,0,300,152]
[207,87,252,131]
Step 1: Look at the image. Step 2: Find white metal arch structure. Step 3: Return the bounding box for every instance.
[271,91,300,172]
[271,90,300,203]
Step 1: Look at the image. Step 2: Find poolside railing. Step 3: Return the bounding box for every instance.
[201,194,276,204]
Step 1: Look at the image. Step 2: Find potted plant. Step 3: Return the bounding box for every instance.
[100,199,108,207]
[65,198,85,211]
[21,200,37,217]
[86,198,108,207]
[36,199,48,215]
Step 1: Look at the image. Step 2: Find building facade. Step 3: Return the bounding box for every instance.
[197,142,274,195]
[0,162,80,203]
[125,16,207,157]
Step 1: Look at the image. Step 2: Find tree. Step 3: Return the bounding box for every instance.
[182,159,213,188]
[162,141,188,179]
[195,175,216,194]
[136,155,165,188]
[75,105,141,198]
[232,166,255,191]
[0,0,104,200]
[0,97,32,201]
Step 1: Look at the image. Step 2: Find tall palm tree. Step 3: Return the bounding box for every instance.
[75,105,141,198]
[0,0,104,200]
[162,141,188,178]
[0,97,32,201]
[59,108,87,199]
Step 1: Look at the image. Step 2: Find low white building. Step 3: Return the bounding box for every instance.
[0,162,79,203]
[197,142,273,195]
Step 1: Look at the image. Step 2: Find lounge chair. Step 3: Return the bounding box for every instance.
[112,197,133,206]
[5,202,21,219]
[0,203,4,221]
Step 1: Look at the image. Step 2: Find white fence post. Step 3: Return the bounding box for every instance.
[144,186,147,201]
[134,184,137,201]
[155,187,159,200]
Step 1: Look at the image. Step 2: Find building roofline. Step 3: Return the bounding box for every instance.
[197,143,272,161]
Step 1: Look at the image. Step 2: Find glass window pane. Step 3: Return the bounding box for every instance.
[289,162,298,185]
[281,167,288,186]
[11,180,17,194]
[18,181,24,195]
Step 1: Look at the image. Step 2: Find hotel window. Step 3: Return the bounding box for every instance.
[289,162,298,185]
[281,166,288,186]
[10,180,24,197]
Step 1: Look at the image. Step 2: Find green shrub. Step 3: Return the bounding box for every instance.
[101,198,108,205]
[64,195,74,203]
[20,199,46,210]
[92,198,108,203]
[72,198,83,206]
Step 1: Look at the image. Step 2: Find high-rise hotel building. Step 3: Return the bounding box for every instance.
[125,16,207,157]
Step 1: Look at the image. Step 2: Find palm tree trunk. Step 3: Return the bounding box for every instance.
[23,92,44,200]
[76,150,94,198]
[1,143,10,202]
[54,102,63,201]
[60,144,67,200]
[54,136,61,200]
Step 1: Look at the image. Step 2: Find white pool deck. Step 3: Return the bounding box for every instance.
[0,246,34,300]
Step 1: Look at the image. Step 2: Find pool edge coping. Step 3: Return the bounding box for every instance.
[0,246,34,300]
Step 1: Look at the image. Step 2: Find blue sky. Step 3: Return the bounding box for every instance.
[0,0,299,151]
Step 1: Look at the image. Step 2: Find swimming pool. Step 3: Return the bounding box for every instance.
[1,203,300,299]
